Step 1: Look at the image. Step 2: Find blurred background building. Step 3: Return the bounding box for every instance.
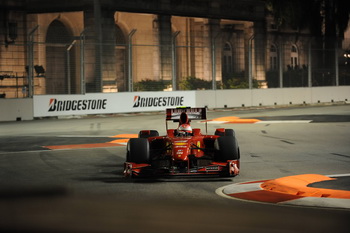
[0,0,349,98]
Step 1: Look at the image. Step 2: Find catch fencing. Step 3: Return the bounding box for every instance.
[0,25,349,98]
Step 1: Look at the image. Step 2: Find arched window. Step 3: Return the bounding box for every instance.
[46,20,72,44]
[116,25,126,45]
[291,44,298,68]
[46,20,73,94]
[222,42,233,76]
[270,44,278,70]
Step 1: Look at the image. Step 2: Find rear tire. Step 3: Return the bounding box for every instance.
[139,130,159,138]
[127,138,150,163]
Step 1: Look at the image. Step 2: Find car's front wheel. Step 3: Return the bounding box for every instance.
[215,136,240,161]
[126,138,150,163]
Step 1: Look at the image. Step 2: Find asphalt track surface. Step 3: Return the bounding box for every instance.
[0,104,349,232]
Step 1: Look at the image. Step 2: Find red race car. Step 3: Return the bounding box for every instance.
[124,107,240,178]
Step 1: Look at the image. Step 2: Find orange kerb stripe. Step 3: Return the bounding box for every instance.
[109,138,130,144]
[44,143,121,150]
[229,190,302,203]
[211,116,261,124]
[110,134,138,138]
[261,174,350,199]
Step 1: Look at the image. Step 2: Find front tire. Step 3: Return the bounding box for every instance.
[215,136,240,161]
[127,138,150,163]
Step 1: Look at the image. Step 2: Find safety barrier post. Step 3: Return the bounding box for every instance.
[80,29,86,94]
[172,31,180,91]
[212,33,220,90]
[308,41,312,87]
[27,25,39,98]
[248,35,254,89]
[128,29,137,92]
[335,39,339,86]
[66,40,76,94]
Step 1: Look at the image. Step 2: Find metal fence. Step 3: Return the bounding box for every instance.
[1,26,349,98]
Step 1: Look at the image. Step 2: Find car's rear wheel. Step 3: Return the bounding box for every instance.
[127,138,150,163]
[139,130,159,138]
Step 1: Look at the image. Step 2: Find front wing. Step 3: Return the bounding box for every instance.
[124,160,239,178]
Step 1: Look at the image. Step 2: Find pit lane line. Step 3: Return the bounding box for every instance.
[216,174,350,210]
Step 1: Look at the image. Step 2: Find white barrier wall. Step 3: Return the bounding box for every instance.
[0,86,349,121]
[0,98,33,121]
[196,86,350,109]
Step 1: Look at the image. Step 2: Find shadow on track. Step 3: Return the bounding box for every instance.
[75,163,233,183]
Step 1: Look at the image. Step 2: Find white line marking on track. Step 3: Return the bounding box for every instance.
[255,120,312,124]
[206,121,230,124]
[281,197,350,209]
[327,173,350,177]
[204,120,312,124]
[222,182,263,194]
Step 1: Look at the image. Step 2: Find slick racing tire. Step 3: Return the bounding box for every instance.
[224,129,235,137]
[127,138,150,163]
[215,136,240,161]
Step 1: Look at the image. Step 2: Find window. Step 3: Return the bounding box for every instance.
[270,44,278,70]
[291,44,298,68]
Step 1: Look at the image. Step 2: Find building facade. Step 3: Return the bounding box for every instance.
[0,0,348,98]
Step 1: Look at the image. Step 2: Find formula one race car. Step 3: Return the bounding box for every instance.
[124,107,240,178]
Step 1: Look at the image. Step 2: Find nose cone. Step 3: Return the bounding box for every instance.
[172,140,190,161]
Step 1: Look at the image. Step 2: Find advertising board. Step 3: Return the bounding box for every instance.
[33,91,196,117]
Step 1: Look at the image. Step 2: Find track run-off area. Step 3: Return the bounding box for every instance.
[0,104,349,233]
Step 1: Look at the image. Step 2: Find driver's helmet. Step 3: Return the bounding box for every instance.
[177,124,192,136]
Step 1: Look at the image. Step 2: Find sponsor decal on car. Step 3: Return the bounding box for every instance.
[206,166,219,171]
[174,142,187,146]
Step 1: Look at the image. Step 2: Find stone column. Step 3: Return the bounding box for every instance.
[203,19,211,81]
[152,16,161,80]
[83,1,116,92]
[203,19,220,83]
[211,19,221,85]
[253,20,267,87]
[157,15,172,81]
[100,9,117,92]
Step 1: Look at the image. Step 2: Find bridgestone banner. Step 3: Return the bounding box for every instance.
[33,91,196,117]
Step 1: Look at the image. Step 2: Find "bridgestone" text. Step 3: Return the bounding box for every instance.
[133,96,184,107]
[48,98,107,112]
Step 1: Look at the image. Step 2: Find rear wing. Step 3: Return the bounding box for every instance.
[166,107,207,122]
[165,107,208,134]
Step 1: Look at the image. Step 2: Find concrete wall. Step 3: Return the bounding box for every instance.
[0,98,34,121]
[0,86,349,121]
[195,86,350,109]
